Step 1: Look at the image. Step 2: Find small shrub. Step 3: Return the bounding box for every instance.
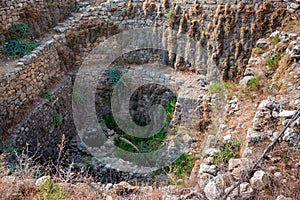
[167,9,176,26]
[7,22,31,40]
[266,54,280,68]
[53,112,62,128]
[34,177,66,200]
[212,138,241,164]
[164,153,196,179]
[108,66,123,86]
[165,98,176,120]
[208,81,224,94]
[252,47,262,55]
[4,39,38,58]
[272,34,280,45]
[41,91,51,102]
[3,22,38,59]
[249,75,260,91]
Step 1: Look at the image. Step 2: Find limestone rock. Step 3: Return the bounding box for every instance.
[35,176,50,187]
[204,175,225,200]
[228,158,251,179]
[250,171,271,189]
[199,163,217,176]
[225,182,254,200]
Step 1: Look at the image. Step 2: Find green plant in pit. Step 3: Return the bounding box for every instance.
[108,66,123,86]
[212,138,241,164]
[272,34,280,45]
[34,177,66,200]
[7,22,31,40]
[41,91,51,102]
[53,112,62,128]
[208,81,225,94]
[102,98,177,153]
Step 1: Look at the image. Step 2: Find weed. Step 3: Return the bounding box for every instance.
[7,22,31,40]
[34,177,66,200]
[252,47,262,55]
[272,34,280,45]
[41,91,51,102]
[84,156,93,171]
[208,81,225,94]
[165,98,177,121]
[167,9,176,26]
[266,54,280,68]
[2,140,16,154]
[53,112,62,128]
[3,22,39,59]
[108,66,123,86]
[164,153,196,180]
[249,75,260,91]
[212,138,241,164]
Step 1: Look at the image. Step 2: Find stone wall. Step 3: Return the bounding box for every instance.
[0,35,67,128]
[11,77,75,162]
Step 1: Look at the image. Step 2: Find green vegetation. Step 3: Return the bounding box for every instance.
[1,139,16,154]
[108,66,123,86]
[102,98,177,153]
[252,47,262,55]
[248,75,260,91]
[266,53,280,68]
[84,156,93,171]
[208,81,225,94]
[3,22,39,58]
[167,9,176,26]
[272,34,280,45]
[53,112,62,128]
[41,91,51,102]
[164,153,196,179]
[212,138,241,164]
[34,177,66,200]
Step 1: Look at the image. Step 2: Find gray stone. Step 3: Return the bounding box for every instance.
[276,195,293,200]
[246,128,267,146]
[204,175,224,200]
[228,158,251,179]
[225,182,254,200]
[199,164,217,176]
[274,172,283,179]
[290,3,300,10]
[239,76,254,87]
[244,68,255,76]
[250,170,271,189]
[283,128,299,146]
